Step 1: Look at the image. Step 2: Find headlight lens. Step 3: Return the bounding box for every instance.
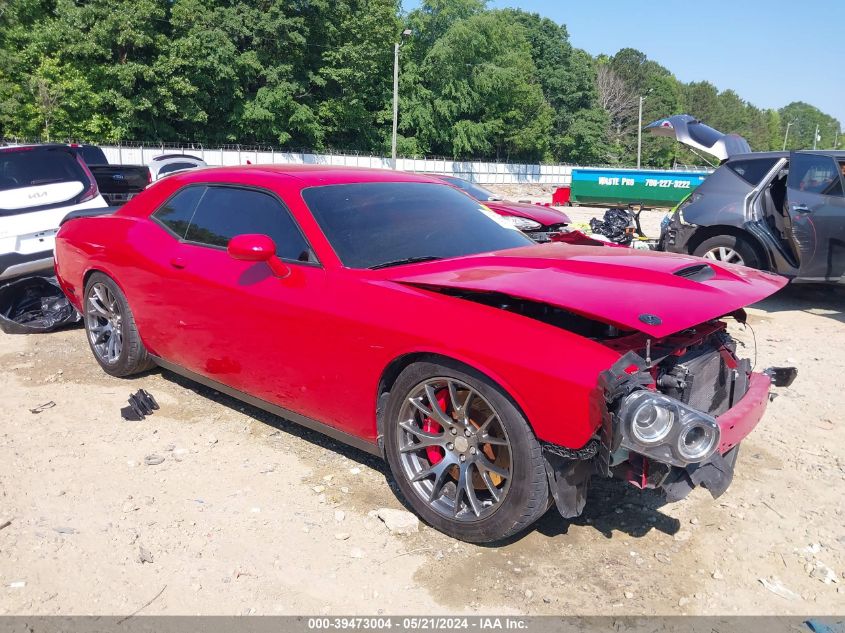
[618,390,720,466]
[677,423,718,461]
[631,402,674,444]
[503,216,543,231]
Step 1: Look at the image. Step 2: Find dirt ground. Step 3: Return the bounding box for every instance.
[1,224,844,616]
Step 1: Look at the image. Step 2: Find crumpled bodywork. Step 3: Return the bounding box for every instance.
[391,242,787,338]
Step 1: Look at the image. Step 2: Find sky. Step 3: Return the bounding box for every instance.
[402,0,845,128]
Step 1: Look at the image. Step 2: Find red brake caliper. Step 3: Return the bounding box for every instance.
[422,388,449,465]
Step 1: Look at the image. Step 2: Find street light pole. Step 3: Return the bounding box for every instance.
[813,123,820,150]
[783,119,797,151]
[637,95,644,170]
[391,29,412,167]
[391,42,400,164]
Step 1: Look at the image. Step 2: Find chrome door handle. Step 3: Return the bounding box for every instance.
[170,257,186,269]
[792,204,811,213]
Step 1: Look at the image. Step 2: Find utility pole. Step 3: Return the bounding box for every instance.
[637,95,644,170]
[391,29,412,167]
[391,42,400,164]
[783,119,797,151]
[813,123,820,150]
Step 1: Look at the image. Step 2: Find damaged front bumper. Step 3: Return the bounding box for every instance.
[542,354,796,520]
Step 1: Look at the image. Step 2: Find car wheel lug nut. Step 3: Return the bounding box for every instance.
[464,429,471,437]
[460,454,466,462]
[446,443,453,450]
[470,447,476,455]
[451,428,457,435]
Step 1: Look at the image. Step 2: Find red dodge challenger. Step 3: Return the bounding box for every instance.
[54,165,795,543]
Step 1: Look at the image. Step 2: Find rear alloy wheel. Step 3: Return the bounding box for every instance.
[384,361,549,543]
[84,273,155,377]
[693,235,762,269]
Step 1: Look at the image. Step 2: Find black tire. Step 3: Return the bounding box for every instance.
[383,360,549,543]
[693,234,762,269]
[83,272,156,377]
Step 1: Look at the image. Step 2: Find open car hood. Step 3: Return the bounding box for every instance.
[389,243,786,338]
[645,114,751,162]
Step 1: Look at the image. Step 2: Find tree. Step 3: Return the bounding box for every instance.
[316,0,401,152]
[1,0,841,164]
[401,11,553,161]
[595,63,636,162]
[779,101,841,150]
[502,10,606,163]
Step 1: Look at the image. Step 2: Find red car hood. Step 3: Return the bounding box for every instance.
[485,200,570,226]
[388,243,786,338]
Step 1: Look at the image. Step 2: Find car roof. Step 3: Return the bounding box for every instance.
[151,153,203,161]
[0,143,73,152]
[728,150,845,161]
[166,164,445,187]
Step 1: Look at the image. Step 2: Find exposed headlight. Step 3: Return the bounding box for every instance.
[618,390,720,466]
[630,398,674,444]
[677,423,718,461]
[503,216,543,231]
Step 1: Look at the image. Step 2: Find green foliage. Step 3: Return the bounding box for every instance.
[779,101,841,150]
[0,0,840,165]
[401,10,553,160]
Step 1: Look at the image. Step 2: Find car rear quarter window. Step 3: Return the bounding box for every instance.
[183,186,314,262]
[152,186,205,238]
[727,158,778,186]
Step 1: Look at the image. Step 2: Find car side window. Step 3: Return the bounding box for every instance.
[727,158,778,186]
[152,186,205,238]
[788,154,843,197]
[184,186,315,263]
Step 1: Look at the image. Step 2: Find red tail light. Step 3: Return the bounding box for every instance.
[75,152,100,203]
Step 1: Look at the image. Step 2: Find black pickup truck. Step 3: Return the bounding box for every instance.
[70,145,150,206]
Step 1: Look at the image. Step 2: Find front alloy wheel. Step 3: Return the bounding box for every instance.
[396,377,512,521]
[384,361,549,543]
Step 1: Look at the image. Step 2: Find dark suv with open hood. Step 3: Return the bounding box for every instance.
[652,115,845,283]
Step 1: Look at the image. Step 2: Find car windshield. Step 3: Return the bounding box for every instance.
[158,161,201,176]
[0,148,86,192]
[302,182,532,269]
[439,176,501,201]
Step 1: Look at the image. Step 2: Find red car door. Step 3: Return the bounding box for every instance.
[143,183,338,422]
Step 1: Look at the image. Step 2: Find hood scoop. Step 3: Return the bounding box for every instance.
[673,263,715,282]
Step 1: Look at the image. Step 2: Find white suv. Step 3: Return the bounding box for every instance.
[0,144,108,281]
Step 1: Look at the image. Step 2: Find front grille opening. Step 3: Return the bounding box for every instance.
[656,333,750,416]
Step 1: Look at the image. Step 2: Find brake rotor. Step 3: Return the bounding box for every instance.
[421,386,508,488]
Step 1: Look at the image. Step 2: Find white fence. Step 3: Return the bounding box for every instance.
[99,144,709,186]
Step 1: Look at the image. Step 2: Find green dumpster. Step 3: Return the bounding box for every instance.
[570,168,710,208]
